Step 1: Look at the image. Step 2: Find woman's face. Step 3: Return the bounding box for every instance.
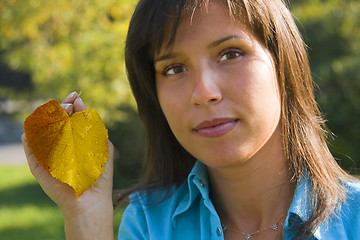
[154,2,282,168]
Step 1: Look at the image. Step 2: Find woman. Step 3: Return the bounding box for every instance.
[23,0,360,239]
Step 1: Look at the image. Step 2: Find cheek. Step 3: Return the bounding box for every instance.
[156,84,186,133]
[156,80,170,114]
[251,55,280,104]
[235,59,281,127]
[263,64,281,111]
[255,66,282,130]
[158,99,190,148]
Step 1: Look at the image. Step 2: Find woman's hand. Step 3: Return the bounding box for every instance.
[22,92,114,240]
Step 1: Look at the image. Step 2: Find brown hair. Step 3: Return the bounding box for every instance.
[116,0,352,237]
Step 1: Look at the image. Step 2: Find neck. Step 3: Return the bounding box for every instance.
[207,132,295,233]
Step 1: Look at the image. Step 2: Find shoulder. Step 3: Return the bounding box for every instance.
[118,161,213,239]
[344,178,360,196]
[294,178,360,239]
[128,181,189,211]
[118,182,189,239]
[324,179,360,238]
[341,179,360,215]
[339,178,360,215]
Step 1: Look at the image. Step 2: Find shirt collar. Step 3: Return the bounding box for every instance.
[284,171,321,239]
[172,161,322,239]
[171,161,209,228]
[287,172,313,221]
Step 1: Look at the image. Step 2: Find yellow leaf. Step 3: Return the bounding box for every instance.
[24,100,109,199]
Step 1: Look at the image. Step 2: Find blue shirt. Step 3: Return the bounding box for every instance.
[118,161,360,239]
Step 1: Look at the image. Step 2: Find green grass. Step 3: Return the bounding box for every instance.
[0,166,125,240]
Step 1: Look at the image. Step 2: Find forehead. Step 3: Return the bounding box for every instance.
[157,1,252,54]
[178,2,237,36]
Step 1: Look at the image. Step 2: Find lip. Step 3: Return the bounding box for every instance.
[193,118,239,138]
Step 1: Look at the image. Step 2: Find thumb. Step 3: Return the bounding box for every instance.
[73,97,86,113]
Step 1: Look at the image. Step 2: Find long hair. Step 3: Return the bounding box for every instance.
[116,0,351,236]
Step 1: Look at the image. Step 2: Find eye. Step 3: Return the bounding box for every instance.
[218,48,243,62]
[163,64,187,76]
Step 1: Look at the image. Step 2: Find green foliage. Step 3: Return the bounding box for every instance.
[0,1,359,238]
[0,166,125,240]
[0,166,65,239]
[0,0,137,124]
[0,0,146,199]
[291,0,360,171]
[1,0,359,188]
[110,106,146,189]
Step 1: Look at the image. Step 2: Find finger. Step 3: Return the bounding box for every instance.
[61,103,74,115]
[95,140,114,190]
[22,133,74,204]
[21,133,41,176]
[73,97,86,113]
[62,91,78,104]
[107,140,114,175]
[21,133,31,158]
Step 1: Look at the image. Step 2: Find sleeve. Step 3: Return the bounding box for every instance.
[118,193,149,240]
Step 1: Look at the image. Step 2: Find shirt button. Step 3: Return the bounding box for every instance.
[199,179,205,187]
[216,227,222,236]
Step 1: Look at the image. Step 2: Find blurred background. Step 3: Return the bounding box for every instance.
[0,0,359,239]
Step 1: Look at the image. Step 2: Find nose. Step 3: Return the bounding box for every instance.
[190,69,222,107]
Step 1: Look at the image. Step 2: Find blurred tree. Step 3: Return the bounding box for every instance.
[109,106,146,189]
[0,0,359,183]
[0,61,32,94]
[0,0,137,123]
[0,0,144,186]
[290,0,360,172]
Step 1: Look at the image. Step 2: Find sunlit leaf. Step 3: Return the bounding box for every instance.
[24,100,109,199]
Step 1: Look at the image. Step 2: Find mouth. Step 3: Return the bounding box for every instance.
[193,118,239,138]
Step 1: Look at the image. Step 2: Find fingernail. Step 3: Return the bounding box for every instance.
[67,91,77,99]
[62,103,72,110]
[77,97,83,104]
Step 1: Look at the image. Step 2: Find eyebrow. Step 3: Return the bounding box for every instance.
[154,53,179,63]
[207,35,241,49]
[154,35,243,63]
